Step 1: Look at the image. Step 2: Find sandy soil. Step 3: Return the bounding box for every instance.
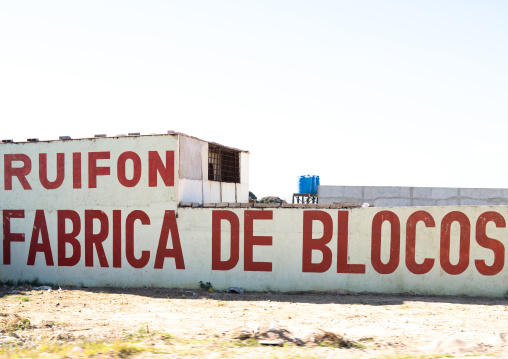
[2,285,508,358]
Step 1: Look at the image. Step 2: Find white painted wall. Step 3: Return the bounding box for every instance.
[0,135,178,209]
[200,146,249,204]
[178,135,205,203]
[3,200,508,296]
[239,152,249,202]
[172,206,508,296]
[0,135,180,287]
[5,135,505,297]
[177,135,249,204]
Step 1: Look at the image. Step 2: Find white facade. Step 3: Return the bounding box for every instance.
[3,202,508,297]
[177,134,249,204]
[4,134,508,297]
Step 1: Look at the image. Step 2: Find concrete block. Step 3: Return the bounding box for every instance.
[411,199,437,207]
[363,186,410,199]
[254,203,280,208]
[203,203,216,208]
[460,198,499,206]
[304,204,318,208]
[291,204,305,208]
[331,202,359,208]
[216,202,228,208]
[241,202,254,208]
[317,203,332,208]
[179,202,192,207]
[319,197,360,205]
[228,202,241,208]
[431,187,458,200]
[373,198,411,207]
[318,185,508,207]
[319,185,363,199]
[191,202,199,208]
[460,188,504,199]
[316,198,333,204]
[435,198,461,206]
[411,187,433,199]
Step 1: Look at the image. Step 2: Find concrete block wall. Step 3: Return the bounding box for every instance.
[318,185,508,207]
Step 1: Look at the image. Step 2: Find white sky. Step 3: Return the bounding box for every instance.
[1,1,507,201]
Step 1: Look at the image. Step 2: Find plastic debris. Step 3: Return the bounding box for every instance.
[36,286,52,290]
[259,339,284,346]
[268,320,279,332]
[226,287,245,294]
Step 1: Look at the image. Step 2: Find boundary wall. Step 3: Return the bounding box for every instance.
[2,205,508,297]
[3,135,508,297]
[319,185,508,207]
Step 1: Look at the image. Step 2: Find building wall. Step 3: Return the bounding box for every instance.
[3,202,508,297]
[319,185,508,207]
[200,146,249,204]
[176,135,249,204]
[239,152,249,202]
[5,136,507,297]
[0,135,178,210]
[178,136,205,203]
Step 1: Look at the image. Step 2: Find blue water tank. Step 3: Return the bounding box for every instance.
[312,175,320,195]
[298,175,313,194]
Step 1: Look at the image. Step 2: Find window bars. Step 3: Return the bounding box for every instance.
[208,144,240,183]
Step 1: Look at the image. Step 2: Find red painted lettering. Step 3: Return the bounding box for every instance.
[405,211,435,274]
[302,211,333,273]
[88,152,110,188]
[337,211,365,273]
[371,211,400,274]
[2,210,25,265]
[211,210,240,270]
[244,210,272,272]
[73,153,81,189]
[475,211,505,276]
[126,210,150,268]
[58,210,81,266]
[27,210,54,266]
[148,151,174,187]
[39,153,65,189]
[4,154,32,190]
[440,211,470,275]
[154,210,185,269]
[112,210,122,268]
[117,152,142,187]
[84,210,109,267]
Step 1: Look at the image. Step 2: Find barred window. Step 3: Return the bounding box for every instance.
[208,144,240,183]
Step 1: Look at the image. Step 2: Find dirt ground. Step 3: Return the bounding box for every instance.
[2,285,508,358]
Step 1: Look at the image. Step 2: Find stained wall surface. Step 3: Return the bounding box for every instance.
[2,203,508,297]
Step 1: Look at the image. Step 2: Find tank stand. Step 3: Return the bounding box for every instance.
[293,193,318,204]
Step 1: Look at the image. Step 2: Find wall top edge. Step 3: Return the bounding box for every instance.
[179,202,508,209]
[179,202,364,209]
[0,132,249,153]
